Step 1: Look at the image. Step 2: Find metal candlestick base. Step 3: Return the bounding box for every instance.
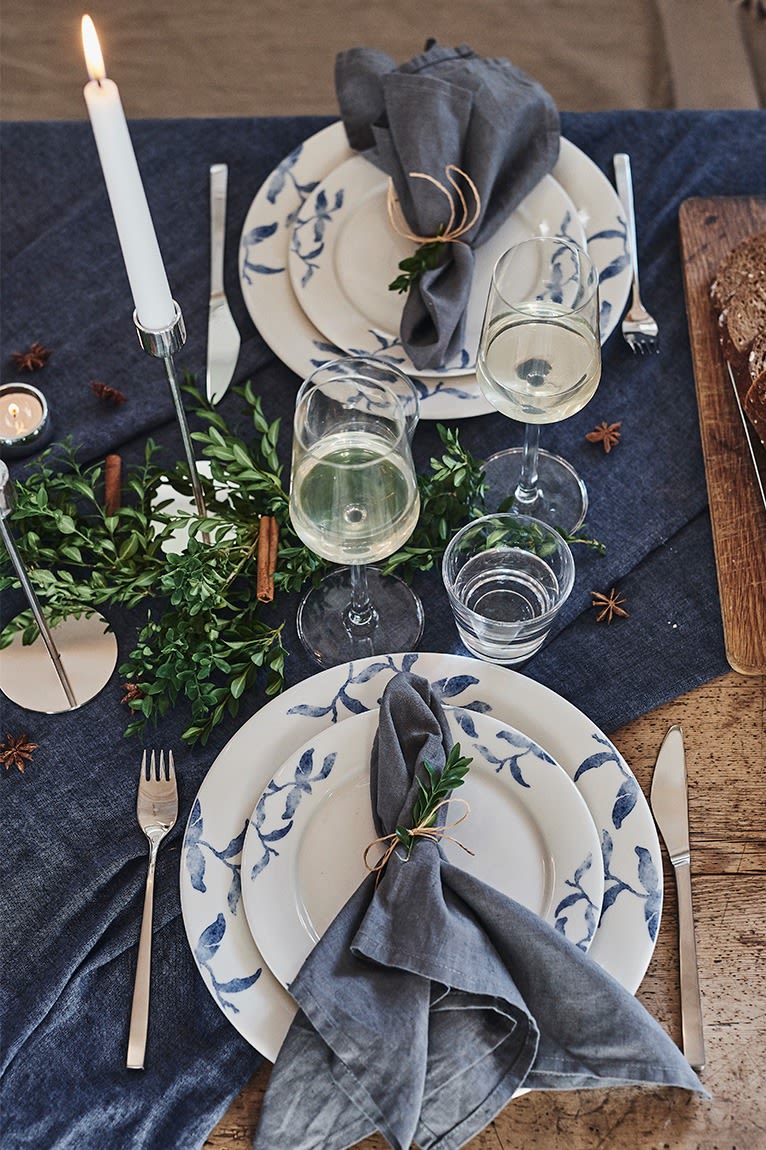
[134,301,208,523]
[0,462,117,712]
[0,611,118,714]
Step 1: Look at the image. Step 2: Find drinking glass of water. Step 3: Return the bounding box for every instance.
[442,513,575,664]
[289,358,424,666]
[476,236,601,532]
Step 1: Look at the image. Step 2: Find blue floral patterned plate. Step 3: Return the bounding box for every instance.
[238,123,631,419]
[240,706,604,988]
[286,158,585,379]
[180,652,661,1060]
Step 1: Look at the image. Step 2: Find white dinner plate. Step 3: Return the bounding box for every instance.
[180,652,662,1061]
[241,706,604,988]
[287,157,585,378]
[238,122,631,419]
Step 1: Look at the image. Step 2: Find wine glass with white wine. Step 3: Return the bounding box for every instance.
[289,358,423,667]
[476,235,601,532]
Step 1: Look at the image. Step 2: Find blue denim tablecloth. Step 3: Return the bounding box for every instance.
[1,109,763,1148]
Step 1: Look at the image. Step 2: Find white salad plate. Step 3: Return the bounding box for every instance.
[238,122,631,419]
[180,652,662,1061]
[287,156,585,379]
[241,706,604,989]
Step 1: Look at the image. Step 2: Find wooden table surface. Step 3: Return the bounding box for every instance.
[205,668,766,1150]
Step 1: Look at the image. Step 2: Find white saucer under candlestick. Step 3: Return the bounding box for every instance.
[0,461,118,713]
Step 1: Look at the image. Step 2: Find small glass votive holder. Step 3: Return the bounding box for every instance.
[0,383,52,459]
[442,513,575,665]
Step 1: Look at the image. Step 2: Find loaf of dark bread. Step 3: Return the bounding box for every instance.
[710,229,766,447]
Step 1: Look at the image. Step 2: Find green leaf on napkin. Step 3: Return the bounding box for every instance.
[395,742,472,859]
[388,238,447,294]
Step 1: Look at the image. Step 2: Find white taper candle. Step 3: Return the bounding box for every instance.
[81,14,175,331]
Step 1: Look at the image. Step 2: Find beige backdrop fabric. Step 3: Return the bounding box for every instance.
[1,0,763,121]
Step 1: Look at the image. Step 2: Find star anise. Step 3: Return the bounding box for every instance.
[12,342,52,372]
[591,587,629,624]
[90,380,127,405]
[120,681,145,705]
[586,420,622,453]
[0,733,39,773]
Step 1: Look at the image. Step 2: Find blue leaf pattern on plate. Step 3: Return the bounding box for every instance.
[194,913,261,1014]
[598,828,660,942]
[636,844,662,940]
[572,733,659,942]
[588,218,629,285]
[475,733,533,788]
[183,800,248,915]
[241,140,324,285]
[287,654,417,724]
[291,187,345,287]
[248,748,337,881]
[412,377,480,403]
[554,852,600,950]
[432,673,482,701]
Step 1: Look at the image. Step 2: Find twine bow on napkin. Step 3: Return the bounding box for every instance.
[254,672,705,1150]
[335,42,562,371]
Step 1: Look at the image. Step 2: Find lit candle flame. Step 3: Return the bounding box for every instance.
[8,402,19,422]
[81,14,106,82]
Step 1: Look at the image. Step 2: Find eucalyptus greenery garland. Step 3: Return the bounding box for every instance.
[0,378,602,745]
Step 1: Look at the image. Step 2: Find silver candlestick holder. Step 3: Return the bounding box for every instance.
[133,300,208,523]
[0,460,118,713]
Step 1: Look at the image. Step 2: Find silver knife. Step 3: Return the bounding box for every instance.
[650,724,706,1071]
[206,163,241,405]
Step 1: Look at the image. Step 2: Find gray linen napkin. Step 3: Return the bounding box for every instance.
[254,673,704,1150]
[335,42,561,371]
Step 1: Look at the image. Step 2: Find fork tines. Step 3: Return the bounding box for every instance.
[142,749,175,781]
[626,333,659,355]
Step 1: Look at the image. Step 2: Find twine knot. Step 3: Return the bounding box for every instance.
[387,165,482,245]
[386,166,482,294]
[363,797,474,883]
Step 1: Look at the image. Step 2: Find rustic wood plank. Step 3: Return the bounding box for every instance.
[204,670,766,1150]
[678,196,766,675]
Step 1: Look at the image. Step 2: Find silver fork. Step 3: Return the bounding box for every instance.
[126,750,178,1070]
[613,153,659,354]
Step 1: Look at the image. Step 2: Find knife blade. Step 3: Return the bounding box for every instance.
[206,163,241,405]
[726,361,766,513]
[650,724,706,1071]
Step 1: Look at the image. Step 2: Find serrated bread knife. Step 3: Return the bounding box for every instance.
[206,163,240,405]
[650,724,705,1071]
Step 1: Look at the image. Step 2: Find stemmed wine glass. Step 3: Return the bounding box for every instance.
[476,235,601,532]
[289,357,424,667]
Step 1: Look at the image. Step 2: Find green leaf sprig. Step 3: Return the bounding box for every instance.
[394,742,473,859]
[388,238,446,294]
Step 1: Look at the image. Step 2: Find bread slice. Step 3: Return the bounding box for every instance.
[711,229,766,450]
[718,277,766,366]
[710,229,766,310]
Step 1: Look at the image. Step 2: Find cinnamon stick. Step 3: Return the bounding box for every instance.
[104,453,122,516]
[268,515,279,579]
[256,515,279,602]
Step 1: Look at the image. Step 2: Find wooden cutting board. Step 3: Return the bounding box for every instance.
[679,196,766,675]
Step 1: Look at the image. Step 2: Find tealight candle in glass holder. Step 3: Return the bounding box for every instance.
[0,383,52,459]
